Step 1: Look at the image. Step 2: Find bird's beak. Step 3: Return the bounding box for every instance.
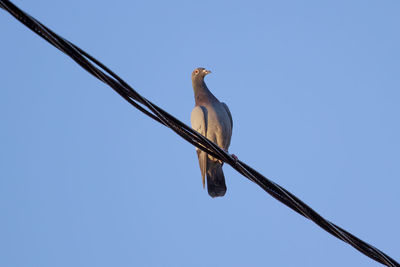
[204,69,212,75]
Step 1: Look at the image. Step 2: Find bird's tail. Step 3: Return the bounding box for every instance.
[206,161,227,198]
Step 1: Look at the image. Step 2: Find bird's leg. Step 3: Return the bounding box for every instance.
[231,154,238,161]
[224,149,238,163]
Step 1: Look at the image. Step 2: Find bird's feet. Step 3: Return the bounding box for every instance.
[231,154,238,161]
[224,149,238,163]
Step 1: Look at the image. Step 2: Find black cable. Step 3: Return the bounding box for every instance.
[0,1,398,266]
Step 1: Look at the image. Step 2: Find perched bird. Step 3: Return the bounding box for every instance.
[190,67,233,197]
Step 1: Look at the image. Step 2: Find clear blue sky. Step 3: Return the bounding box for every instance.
[1,1,399,266]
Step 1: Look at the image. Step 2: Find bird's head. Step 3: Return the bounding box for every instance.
[191,67,211,81]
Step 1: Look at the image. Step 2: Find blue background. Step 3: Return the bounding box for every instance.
[1,1,399,266]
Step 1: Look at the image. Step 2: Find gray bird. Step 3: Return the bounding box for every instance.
[190,67,233,197]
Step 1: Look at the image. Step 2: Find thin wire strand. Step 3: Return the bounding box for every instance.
[0,1,398,266]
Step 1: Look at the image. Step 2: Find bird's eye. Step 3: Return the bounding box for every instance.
[194,70,199,74]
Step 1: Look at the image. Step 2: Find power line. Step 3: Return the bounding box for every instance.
[0,1,398,266]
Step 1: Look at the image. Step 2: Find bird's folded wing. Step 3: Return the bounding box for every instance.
[221,102,233,149]
[221,102,233,130]
[191,105,208,187]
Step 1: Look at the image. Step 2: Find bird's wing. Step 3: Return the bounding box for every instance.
[191,105,208,187]
[221,102,233,149]
[221,102,233,130]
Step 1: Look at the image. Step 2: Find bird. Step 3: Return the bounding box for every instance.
[190,67,233,198]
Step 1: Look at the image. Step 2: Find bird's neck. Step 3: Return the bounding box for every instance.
[192,79,217,105]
